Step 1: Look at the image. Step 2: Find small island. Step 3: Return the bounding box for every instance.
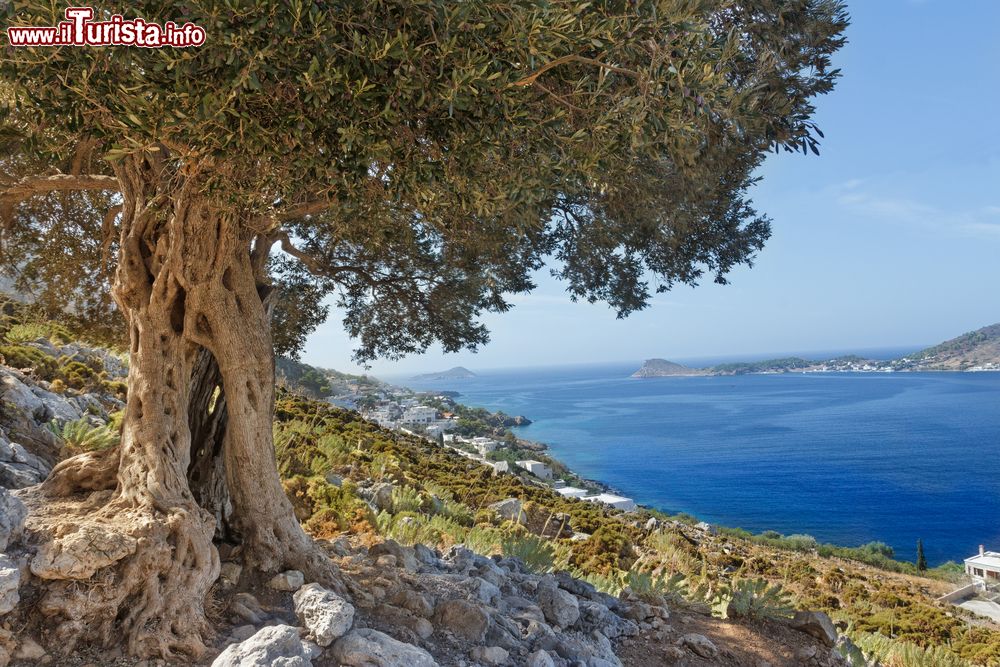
[411,366,477,381]
[631,359,708,377]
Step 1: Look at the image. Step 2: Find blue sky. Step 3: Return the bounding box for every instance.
[302,0,1000,375]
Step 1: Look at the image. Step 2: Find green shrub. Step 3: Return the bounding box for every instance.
[852,631,972,667]
[5,322,52,343]
[47,418,119,454]
[0,343,58,378]
[390,485,423,514]
[717,579,795,621]
[501,533,555,574]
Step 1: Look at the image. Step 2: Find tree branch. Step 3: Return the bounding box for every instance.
[264,198,333,229]
[0,173,120,219]
[513,54,642,88]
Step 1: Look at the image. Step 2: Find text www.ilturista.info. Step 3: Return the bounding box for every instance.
[5,7,206,47]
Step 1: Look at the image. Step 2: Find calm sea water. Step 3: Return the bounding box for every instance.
[405,363,1000,565]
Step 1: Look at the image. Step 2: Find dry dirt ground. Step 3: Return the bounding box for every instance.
[618,609,830,667]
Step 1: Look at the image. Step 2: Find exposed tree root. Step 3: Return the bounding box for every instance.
[19,483,220,660]
[40,446,120,496]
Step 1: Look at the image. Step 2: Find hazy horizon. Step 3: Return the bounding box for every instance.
[301,0,1000,376]
[359,343,933,382]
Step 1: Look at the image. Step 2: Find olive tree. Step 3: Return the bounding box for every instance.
[0,0,847,658]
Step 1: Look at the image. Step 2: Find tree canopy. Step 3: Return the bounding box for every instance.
[1,0,848,361]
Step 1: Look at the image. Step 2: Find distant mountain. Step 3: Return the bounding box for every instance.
[632,322,1000,377]
[631,359,707,377]
[411,366,477,381]
[910,323,1000,370]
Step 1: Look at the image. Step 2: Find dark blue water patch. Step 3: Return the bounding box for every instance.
[407,366,1000,565]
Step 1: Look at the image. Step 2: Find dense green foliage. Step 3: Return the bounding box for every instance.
[2,0,848,361]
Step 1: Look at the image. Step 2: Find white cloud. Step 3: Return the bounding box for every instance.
[833,184,1000,241]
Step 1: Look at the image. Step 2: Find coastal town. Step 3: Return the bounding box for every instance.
[354,389,639,513]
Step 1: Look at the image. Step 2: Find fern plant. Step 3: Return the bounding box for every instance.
[5,322,52,344]
[47,418,120,454]
[501,533,556,574]
[390,485,423,513]
[851,631,972,667]
[716,578,795,621]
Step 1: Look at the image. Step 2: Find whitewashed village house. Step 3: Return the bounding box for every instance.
[583,493,637,511]
[515,460,552,480]
[965,546,1000,585]
[400,405,438,425]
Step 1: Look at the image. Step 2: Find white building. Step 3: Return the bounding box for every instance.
[965,546,1000,585]
[492,461,511,474]
[583,493,637,511]
[400,405,438,424]
[470,437,499,455]
[515,460,552,480]
[555,486,588,499]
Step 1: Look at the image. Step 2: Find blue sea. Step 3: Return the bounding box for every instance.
[403,361,1000,566]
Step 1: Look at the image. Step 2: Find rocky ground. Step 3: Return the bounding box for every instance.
[0,339,860,666]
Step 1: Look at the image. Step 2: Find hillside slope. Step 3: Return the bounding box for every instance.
[633,321,1000,376]
[912,323,1000,370]
[1,298,998,665]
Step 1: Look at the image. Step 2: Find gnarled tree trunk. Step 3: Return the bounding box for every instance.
[23,154,334,659]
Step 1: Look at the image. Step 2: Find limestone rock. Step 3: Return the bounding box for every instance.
[790,610,838,647]
[369,539,418,572]
[331,628,438,667]
[390,589,434,618]
[0,488,26,551]
[293,582,355,647]
[537,583,580,628]
[268,569,305,591]
[488,498,525,524]
[434,598,490,642]
[0,370,46,421]
[411,617,433,640]
[329,536,353,556]
[0,439,50,489]
[471,645,509,666]
[371,483,394,512]
[211,625,315,667]
[679,633,718,659]
[467,577,501,605]
[413,543,441,569]
[13,637,45,661]
[30,524,137,580]
[525,649,555,667]
[0,556,19,615]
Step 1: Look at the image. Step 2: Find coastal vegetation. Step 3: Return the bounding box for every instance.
[269,388,1000,665]
[2,1,850,651]
[2,293,1000,664]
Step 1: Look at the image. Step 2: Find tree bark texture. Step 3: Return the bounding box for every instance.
[22,154,334,659]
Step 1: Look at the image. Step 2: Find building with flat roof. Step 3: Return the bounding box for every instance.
[555,486,588,499]
[400,405,438,424]
[583,493,637,511]
[965,546,1000,584]
[515,460,552,480]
